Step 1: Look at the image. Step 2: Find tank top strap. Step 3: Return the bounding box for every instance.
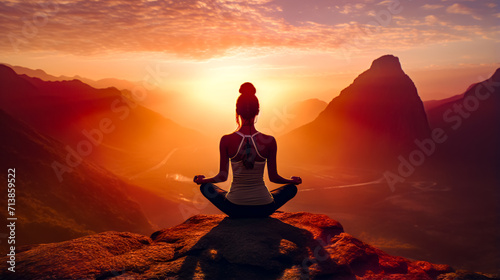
[231,131,246,159]
[249,134,265,160]
[231,131,265,160]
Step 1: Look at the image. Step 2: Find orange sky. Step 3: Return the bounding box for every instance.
[0,0,499,133]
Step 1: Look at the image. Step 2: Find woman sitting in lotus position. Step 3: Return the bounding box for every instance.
[194,82,301,218]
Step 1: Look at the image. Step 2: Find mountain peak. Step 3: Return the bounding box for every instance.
[369,54,404,75]
[4,211,490,280]
[491,68,500,82]
[285,55,430,167]
[0,63,17,77]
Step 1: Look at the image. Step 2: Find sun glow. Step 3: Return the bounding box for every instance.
[162,57,298,135]
[189,58,288,106]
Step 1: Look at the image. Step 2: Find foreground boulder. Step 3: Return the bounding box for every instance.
[1,212,497,279]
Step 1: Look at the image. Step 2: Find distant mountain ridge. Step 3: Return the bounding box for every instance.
[0,64,200,179]
[281,55,430,168]
[285,98,328,134]
[259,98,328,136]
[4,63,137,90]
[0,108,154,248]
[425,68,500,177]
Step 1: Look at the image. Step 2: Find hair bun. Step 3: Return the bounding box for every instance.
[239,82,256,95]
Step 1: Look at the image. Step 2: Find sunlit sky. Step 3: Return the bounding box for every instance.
[1,0,499,132]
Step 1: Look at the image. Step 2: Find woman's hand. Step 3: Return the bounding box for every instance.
[291,176,302,185]
[193,175,206,185]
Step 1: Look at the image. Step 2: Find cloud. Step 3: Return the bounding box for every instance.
[338,3,366,14]
[446,3,473,15]
[376,0,394,6]
[0,0,496,59]
[421,4,444,10]
[424,15,439,25]
[446,3,482,20]
[0,0,301,58]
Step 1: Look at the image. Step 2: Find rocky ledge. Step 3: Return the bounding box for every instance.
[1,212,498,279]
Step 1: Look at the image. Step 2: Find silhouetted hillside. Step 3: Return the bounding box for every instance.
[0,109,154,249]
[425,68,500,178]
[259,98,327,136]
[423,93,464,111]
[0,64,200,178]
[281,55,430,168]
[7,63,137,90]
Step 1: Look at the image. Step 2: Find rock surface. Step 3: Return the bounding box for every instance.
[2,212,497,280]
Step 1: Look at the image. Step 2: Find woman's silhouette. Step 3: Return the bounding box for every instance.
[194,82,301,218]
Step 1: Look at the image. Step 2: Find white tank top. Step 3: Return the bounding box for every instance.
[225,131,274,205]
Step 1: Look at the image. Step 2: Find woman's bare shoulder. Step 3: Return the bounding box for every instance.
[223,132,243,138]
[256,132,276,144]
[220,132,242,145]
[257,131,273,138]
[221,131,275,144]
[221,133,234,142]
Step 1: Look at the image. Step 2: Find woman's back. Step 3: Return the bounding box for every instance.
[225,130,273,162]
[225,131,274,205]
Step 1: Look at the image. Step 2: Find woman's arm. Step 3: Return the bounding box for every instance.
[194,136,229,184]
[267,137,302,185]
